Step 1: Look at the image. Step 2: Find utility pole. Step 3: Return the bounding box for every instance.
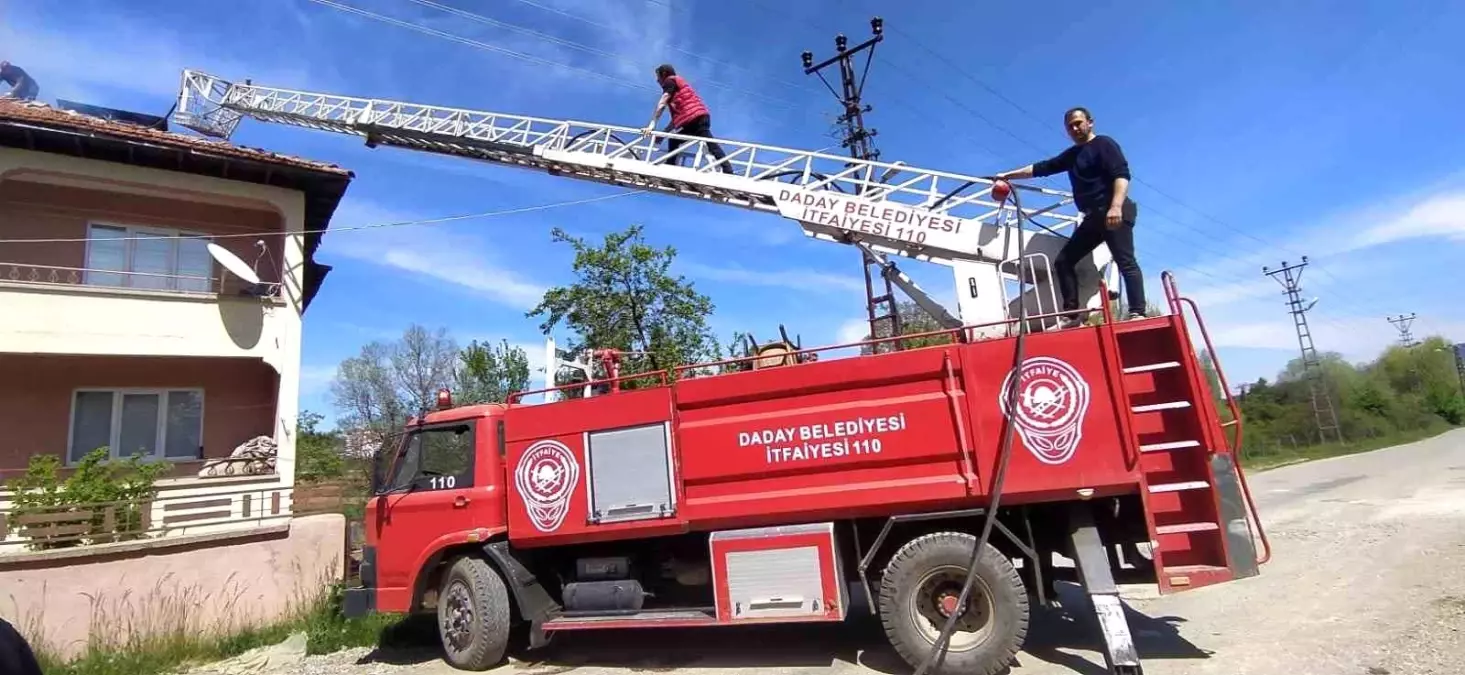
[1454,343,1465,399]
[1263,257,1344,444]
[802,18,899,352]
[1387,313,1418,347]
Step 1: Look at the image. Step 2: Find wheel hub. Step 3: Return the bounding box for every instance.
[910,566,994,651]
[441,580,475,653]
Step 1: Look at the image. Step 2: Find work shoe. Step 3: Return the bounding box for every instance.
[1125,311,1147,321]
[1057,315,1084,329]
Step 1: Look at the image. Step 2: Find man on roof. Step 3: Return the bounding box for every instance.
[642,64,733,175]
[0,61,38,101]
[995,106,1146,327]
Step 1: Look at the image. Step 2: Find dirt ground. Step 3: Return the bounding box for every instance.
[283,429,1465,675]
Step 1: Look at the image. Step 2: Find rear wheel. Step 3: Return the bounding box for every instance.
[877,532,1028,675]
[437,556,512,671]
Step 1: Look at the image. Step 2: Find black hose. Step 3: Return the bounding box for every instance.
[912,183,1033,675]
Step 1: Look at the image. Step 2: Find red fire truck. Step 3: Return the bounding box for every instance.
[338,273,1266,675]
[168,70,1271,675]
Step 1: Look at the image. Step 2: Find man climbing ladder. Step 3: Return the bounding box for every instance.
[996,106,1146,326]
[643,64,733,174]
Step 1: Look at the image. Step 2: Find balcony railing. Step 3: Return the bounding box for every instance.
[0,477,295,555]
[0,261,278,298]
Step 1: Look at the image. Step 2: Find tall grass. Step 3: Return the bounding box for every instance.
[12,559,402,675]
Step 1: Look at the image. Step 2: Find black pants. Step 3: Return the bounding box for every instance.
[665,114,732,173]
[1054,199,1145,316]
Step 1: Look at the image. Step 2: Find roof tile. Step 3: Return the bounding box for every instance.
[0,98,352,177]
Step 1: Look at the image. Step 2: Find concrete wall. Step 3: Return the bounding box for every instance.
[0,514,344,660]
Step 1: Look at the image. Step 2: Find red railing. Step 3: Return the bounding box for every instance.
[1160,271,1272,565]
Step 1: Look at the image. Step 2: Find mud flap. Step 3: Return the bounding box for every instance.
[1068,502,1143,675]
[1209,453,1261,579]
[482,541,560,649]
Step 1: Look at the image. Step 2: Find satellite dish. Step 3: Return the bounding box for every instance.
[207,242,261,285]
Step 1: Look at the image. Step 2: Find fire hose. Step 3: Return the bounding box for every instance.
[912,179,1031,675]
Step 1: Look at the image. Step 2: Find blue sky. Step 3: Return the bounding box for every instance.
[5,0,1465,428]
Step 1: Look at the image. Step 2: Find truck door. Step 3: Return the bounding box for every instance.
[368,419,489,609]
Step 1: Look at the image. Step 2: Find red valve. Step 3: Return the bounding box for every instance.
[991,179,1012,203]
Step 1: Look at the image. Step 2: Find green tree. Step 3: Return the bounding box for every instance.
[457,339,532,404]
[528,225,721,390]
[857,299,956,355]
[295,410,345,483]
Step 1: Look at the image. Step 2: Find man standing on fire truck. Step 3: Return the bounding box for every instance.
[995,106,1145,326]
[643,64,734,174]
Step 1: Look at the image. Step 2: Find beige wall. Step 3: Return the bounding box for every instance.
[0,513,345,660]
[0,148,314,486]
[0,355,278,482]
[0,179,286,286]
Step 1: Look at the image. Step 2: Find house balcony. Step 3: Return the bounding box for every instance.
[0,259,298,366]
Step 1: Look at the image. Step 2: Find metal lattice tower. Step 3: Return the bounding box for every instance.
[1387,313,1418,347]
[1263,257,1344,444]
[801,18,902,352]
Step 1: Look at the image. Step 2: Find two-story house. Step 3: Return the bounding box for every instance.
[0,98,354,542]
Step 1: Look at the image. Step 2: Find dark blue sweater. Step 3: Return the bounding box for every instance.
[1031,135,1132,215]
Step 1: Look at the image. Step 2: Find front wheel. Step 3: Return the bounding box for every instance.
[437,556,513,671]
[877,532,1029,675]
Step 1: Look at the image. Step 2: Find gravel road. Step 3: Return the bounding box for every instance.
[279,430,1465,675]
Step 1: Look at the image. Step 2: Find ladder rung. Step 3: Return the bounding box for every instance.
[1149,480,1210,494]
[1155,522,1220,535]
[1122,361,1181,374]
[1140,440,1201,452]
[1132,401,1192,413]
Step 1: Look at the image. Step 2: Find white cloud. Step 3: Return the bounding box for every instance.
[0,14,335,107]
[323,198,548,309]
[677,260,865,293]
[298,363,339,396]
[1351,191,1465,249]
[836,318,870,344]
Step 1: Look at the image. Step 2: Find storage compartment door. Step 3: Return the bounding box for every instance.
[586,422,676,524]
[710,522,847,623]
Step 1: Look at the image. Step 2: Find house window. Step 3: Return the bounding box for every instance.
[68,389,205,464]
[84,223,214,293]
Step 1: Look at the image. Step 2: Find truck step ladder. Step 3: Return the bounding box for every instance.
[1112,318,1262,593]
[1068,501,1143,675]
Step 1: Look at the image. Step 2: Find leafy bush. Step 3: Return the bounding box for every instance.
[6,448,167,550]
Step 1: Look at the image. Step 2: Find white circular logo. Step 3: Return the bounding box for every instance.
[514,440,580,532]
[998,356,1091,465]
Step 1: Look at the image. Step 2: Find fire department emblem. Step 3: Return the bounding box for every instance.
[514,440,580,532]
[997,356,1091,465]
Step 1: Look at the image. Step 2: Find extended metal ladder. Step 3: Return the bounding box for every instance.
[171,69,1097,329]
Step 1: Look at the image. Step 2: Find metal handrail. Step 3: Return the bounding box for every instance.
[1160,271,1272,565]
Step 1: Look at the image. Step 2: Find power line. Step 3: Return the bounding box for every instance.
[0,191,646,245]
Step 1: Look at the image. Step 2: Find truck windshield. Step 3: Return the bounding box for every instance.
[381,423,475,493]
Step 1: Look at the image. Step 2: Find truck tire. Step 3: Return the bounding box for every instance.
[877,532,1028,675]
[437,556,513,671]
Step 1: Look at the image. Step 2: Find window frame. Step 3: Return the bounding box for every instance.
[65,387,207,465]
[82,221,216,293]
[380,420,478,495]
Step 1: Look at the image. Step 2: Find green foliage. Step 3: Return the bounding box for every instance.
[457,338,532,404]
[528,225,721,390]
[6,448,167,551]
[1233,335,1464,462]
[858,300,956,356]
[295,410,345,484]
